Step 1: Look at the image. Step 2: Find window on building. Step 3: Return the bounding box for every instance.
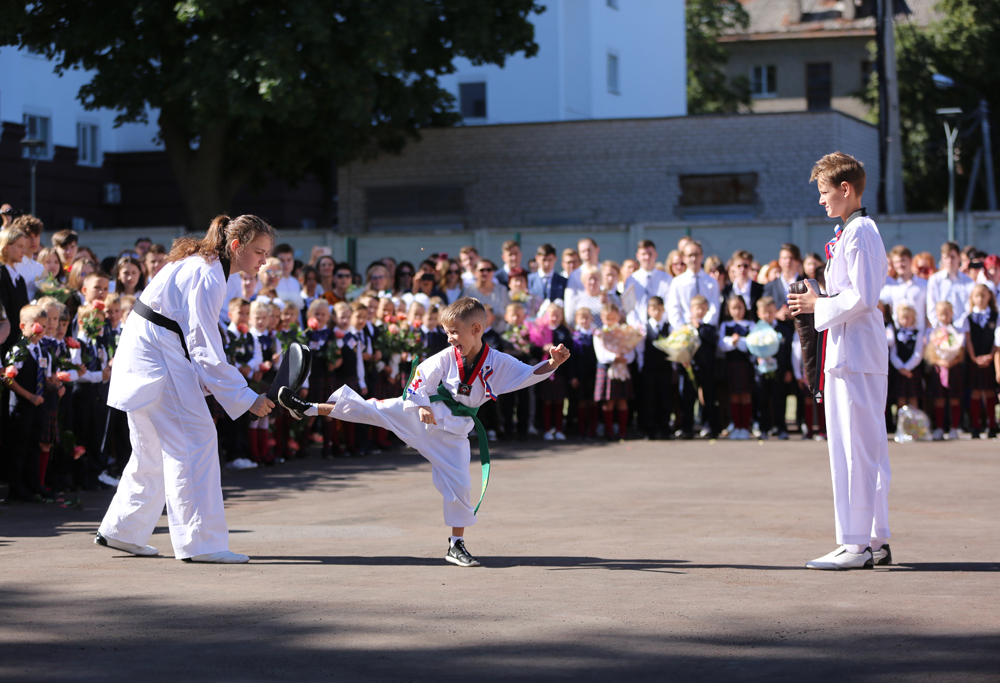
[679,173,758,208]
[77,123,100,166]
[459,82,487,119]
[22,114,51,158]
[607,53,619,94]
[806,63,832,111]
[751,65,777,97]
[366,186,465,221]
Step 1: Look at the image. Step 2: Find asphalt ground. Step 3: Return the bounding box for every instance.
[1,436,998,682]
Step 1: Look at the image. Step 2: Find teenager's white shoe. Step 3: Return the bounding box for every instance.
[98,471,120,487]
[872,544,892,566]
[728,430,741,440]
[94,532,158,556]
[805,546,873,570]
[182,551,249,564]
[543,429,555,441]
[932,428,944,441]
[947,428,960,441]
[554,430,566,441]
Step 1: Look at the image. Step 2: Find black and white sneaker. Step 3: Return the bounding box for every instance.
[872,544,892,566]
[278,386,311,421]
[445,539,481,567]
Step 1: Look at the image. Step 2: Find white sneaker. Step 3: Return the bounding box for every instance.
[183,551,249,564]
[98,471,120,487]
[805,546,873,570]
[554,430,566,441]
[227,458,257,470]
[94,532,158,556]
[486,429,497,441]
[543,429,555,441]
[527,424,539,436]
[596,423,606,437]
[932,428,944,441]
[728,430,741,440]
[947,428,960,440]
[699,426,712,438]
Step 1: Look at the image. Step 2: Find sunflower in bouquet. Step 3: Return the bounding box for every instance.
[597,323,645,381]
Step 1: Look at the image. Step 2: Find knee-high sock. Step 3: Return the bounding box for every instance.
[554,405,564,431]
[39,446,50,486]
[987,395,998,427]
[951,402,961,431]
[934,404,945,429]
[248,427,260,461]
[603,407,614,436]
[589,405,599,437]
[618,408,629,438]
[971,398,982,430]
[542,402,552,432]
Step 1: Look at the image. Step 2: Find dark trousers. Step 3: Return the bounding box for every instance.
[71,383,109,482]
[641,362,673,437]
[9,400,43,494]
[679,364,719,434]
[756,375,786,434]
[501,387,531,438]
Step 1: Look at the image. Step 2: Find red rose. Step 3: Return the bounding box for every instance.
[397,313,407,321]
[93,300,106,312]
[334,329,345,339]
[56,371,72,383]
[4,365,17,379]
[31,322,45,336]
[73,446,87,460]
[307,317,321,331]
[237,324,249,335]
[388,323,400,335]
[65,337,80,349]
[259,361,271,373]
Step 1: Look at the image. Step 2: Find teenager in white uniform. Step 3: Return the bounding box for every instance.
[95,215,276,563]
[789,152,891,570]
[279,297,571,567]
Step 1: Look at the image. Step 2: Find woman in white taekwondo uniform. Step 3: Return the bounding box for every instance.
[95,215,276,564]
[790,152,891,571]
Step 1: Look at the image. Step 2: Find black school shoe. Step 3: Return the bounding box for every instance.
[278,386,311,420]
[445,539,481,567]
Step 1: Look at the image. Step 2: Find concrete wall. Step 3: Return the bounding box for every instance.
[337,111,881,232]
[65,212,1000,276]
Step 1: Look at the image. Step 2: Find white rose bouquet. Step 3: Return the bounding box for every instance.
[745,320,782,377]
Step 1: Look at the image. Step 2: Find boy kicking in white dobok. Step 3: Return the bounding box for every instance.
[279,297,570,567]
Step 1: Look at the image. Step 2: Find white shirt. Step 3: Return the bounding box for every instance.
[109,256,259,419]
[666,269,720,329]
[228,321,263,371]
[14,257,45,301]
[275,275,304,312]
[625,268,673,324]
[730,278,753,311]
[887,325,924,372]
[926,269,974,331]
[814,214,889,375]
[880,275,928,331]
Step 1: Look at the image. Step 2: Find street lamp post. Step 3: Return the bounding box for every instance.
[937,108,963,242]
[933,74,998,212]
[19,137,46,217]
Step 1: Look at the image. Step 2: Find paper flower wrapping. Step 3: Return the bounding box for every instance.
[924,325,964,364]
[894,405,931,443]
[598,324,645,381]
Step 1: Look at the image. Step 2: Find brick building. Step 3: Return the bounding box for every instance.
[338,110,880,232]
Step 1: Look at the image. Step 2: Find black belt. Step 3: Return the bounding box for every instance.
[132,300,190,362]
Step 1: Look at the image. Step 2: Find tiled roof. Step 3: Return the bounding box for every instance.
[722,0,943,38]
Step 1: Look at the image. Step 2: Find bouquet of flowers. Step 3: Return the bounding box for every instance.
[746,320,782,377]
[655,325,701,364]
[502,324,532,357]
[894,405,931,443]
[344,284,364,302]
[376,314,423,357]
[79,314,104,342]
[597,323,645,381]
[923,325,965,365]
[2,364,17,387]
[35,273,72,303]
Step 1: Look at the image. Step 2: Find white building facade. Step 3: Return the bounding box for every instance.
[438,0,687,125]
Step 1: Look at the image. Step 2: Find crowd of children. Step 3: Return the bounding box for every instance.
[1,207,997,502]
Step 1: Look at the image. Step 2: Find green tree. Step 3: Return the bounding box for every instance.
[866,0,1000,212]
[1,1,541,230]
[686,0,751,115]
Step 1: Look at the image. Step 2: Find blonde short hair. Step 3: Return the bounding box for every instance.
[441,297,487,326]
[810,151,866,196]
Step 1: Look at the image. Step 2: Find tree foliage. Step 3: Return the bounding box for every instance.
[0,1,542,229]
[865,0,1000,212]
[686,0,751,115]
